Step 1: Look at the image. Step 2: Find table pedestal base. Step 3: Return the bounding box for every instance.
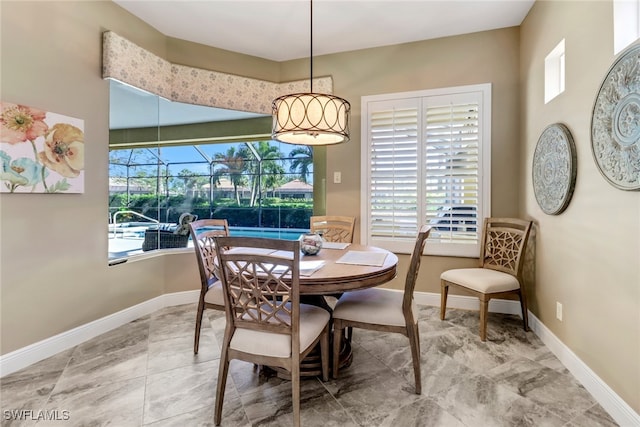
[270,336,352,380]
[268,295,354,380]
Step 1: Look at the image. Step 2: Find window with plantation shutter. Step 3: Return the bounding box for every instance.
[361,84,491,257]
[369,99,420,243]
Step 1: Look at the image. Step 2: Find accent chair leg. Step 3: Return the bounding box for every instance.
[440,281,449,320]
[479,297,489,341]
[519,289,530,332]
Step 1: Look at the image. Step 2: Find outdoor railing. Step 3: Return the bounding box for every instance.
[109,210,159,239]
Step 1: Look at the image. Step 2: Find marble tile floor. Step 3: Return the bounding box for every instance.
[0,304,619,427]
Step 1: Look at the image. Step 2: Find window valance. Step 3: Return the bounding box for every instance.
[102,31,333,115]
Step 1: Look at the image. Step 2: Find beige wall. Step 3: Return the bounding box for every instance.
[0,1,166,353]
[1,0,638,415]
[166,37,281,82]
[520,1,639,413]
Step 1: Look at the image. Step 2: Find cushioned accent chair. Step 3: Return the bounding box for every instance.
[331,225,432,394]
[213,236,330,427]
[188,218,229,354]
[309,215,356,243]
[440,217,533,341]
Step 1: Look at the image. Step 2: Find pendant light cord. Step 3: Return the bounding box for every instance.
[310,0,313,93]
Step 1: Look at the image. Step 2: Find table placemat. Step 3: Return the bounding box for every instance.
[321,242,351,250]
[299,260,326,276]
[257,260,325,276]
[335,251,388,267]
[226,247,276,255]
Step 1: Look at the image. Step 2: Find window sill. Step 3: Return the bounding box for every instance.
[108,247,193,266]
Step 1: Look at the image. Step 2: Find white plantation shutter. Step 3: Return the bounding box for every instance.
[369,99,420,242]
[362,85,491,256]
[424,93,481,251]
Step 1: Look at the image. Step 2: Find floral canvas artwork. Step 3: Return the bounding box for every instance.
[1,102,84,193]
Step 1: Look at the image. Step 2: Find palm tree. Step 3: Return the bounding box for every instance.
[214,147,248,205]
[289,146,313,183]
[245,141,285,207]
[176,168,207,198]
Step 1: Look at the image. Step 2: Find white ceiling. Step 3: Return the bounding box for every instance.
[113,0,535,62]
[109,0,535,129]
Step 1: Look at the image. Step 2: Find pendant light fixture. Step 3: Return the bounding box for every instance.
[272,0,351,146]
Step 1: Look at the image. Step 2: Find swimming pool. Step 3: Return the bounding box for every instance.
[108,225,309,260]
[228,227,308,240]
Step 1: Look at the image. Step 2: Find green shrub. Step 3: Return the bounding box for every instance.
[109,193,312,228]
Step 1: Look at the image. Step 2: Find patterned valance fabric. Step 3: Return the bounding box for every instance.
[102,31,173,99]
[102,31,333,115]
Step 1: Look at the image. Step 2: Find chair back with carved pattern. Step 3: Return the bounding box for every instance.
[310,215,356,243]
[479,217,531,281]
[213,237,301,346]
[189,219,230,295]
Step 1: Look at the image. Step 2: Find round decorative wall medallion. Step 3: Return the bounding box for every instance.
[532,123,577,215]
[591,42,640,190]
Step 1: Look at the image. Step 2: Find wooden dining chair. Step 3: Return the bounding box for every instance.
[310,215,356,310]
[310,215,356,243]
[440,217,532,341]
[212,236,330,427]
[331,225,432,394]
[188,218,230,354]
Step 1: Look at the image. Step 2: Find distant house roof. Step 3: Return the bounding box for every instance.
[202,178,249,191]
[275,179,313,194]
[108,178,151,193]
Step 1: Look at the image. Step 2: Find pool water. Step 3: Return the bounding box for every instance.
[109,225,309,260]
[228,227,308,240]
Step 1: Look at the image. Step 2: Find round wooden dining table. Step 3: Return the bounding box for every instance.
[293,243,399,378]
[297,243,399,294]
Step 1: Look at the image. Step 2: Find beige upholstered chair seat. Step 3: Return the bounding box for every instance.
[440,268,519,293]
[204,280,224,305]
[231,304,330,358]
[332,288,418,327]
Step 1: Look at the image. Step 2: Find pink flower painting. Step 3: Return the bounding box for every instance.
[1,102,84,193]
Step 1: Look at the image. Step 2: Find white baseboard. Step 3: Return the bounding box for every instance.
[527,311,640,427]
[1,289,637,426]
[415,291,639,426]
[0,290,199,377]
